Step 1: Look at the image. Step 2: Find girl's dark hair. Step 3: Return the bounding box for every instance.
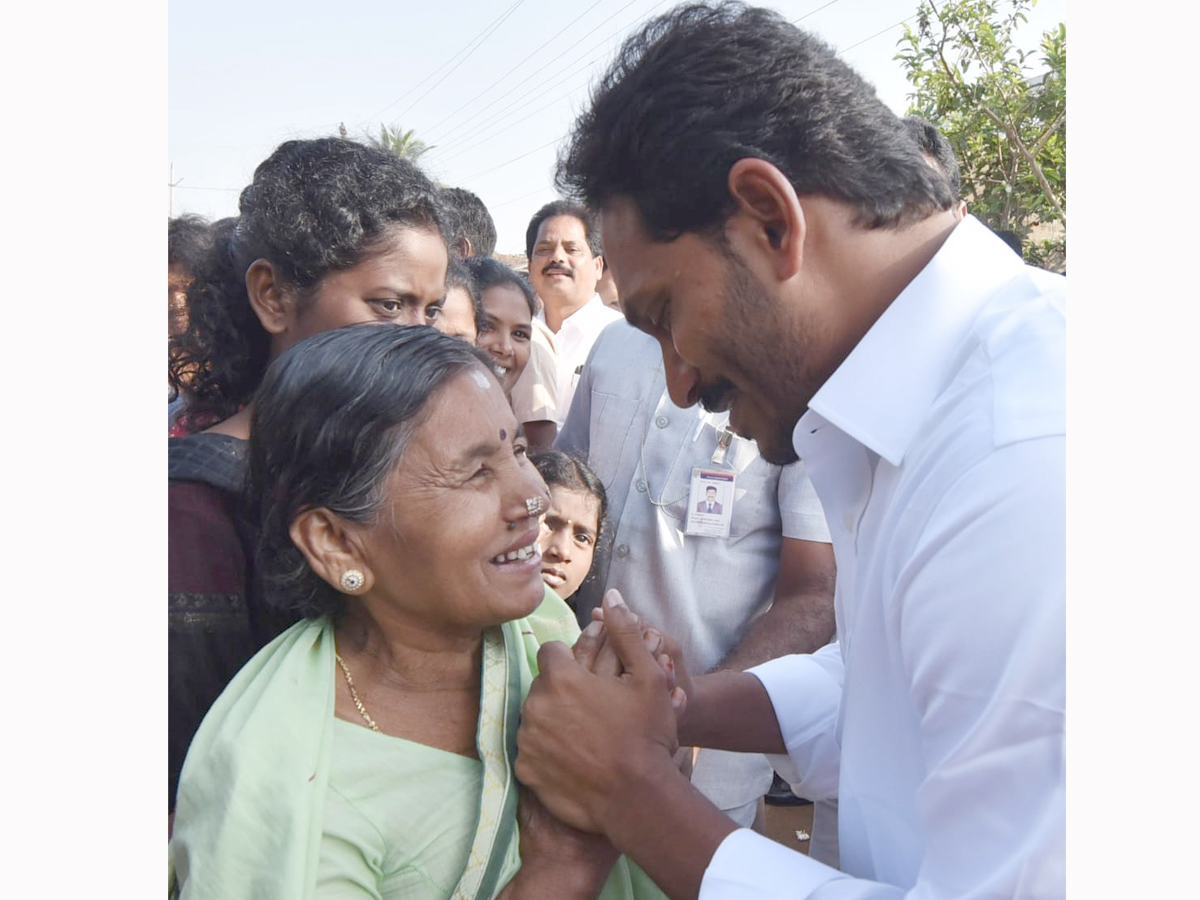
[464,256,537,317]
[446,256,484,328]
[246,323,494,618]
[529,449,609,552]
[169,137,450,427]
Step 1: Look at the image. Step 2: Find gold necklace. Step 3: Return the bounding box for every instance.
[335,650,381,733]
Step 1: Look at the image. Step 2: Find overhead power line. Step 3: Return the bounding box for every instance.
[355,0,527,129]
[441,2,919,196]
[792,0,844,25]
[839,15,916,54]
[423,0,655,147]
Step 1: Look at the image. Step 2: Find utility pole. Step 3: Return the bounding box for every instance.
[168,162,184,217]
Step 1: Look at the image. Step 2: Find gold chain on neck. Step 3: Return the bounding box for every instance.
[335,649,381,733]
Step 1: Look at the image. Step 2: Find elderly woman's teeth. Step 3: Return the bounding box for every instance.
[492,543,536,564]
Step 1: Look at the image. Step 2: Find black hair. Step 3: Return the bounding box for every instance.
[529,449,609,556]
[168,214,215,272]
[168,137,450,428]
[441,186,498,258]
[464,256,537,317]
[445,256,484,331]
[902,115,962,199]
[556,1,954,241]
[524,199,603,262]
[247,323,496,618]
[993,229,1024,257]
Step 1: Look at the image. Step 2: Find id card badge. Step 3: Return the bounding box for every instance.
[684,467,736,538]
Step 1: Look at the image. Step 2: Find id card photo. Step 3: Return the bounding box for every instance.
[684,468,736,538]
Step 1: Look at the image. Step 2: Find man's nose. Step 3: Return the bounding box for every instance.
[659,340,701,408]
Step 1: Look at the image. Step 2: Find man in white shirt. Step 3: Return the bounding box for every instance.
[558,319,835,831]
[515,5,1064,900]
[525,200,623,428]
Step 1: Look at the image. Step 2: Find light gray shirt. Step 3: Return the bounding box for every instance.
[557,319,830,812]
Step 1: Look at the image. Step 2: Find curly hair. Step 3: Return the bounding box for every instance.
[555,2,954,241]
[168,214,215,272]
[246,324,495,618]
[168,138,451,427]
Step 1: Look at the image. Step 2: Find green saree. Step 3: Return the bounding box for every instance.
[169,587,663,900]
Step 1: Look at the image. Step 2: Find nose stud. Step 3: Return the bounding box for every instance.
[525,496,547,517]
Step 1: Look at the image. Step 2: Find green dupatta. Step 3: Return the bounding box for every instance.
[169,588,661,900]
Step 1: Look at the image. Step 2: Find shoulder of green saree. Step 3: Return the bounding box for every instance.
[524,584,581,648]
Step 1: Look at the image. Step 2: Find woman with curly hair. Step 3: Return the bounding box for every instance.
[168,137,452,820]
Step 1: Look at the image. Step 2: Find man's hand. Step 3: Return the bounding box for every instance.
[572,591,692,714]
[516,591,684,835]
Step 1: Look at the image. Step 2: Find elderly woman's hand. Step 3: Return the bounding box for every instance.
[495,786,619,900]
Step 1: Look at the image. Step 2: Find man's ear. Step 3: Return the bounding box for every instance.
[591,253,605,284]
[289,508,375,595]
[726,158,806,281]
[245,258,294,336]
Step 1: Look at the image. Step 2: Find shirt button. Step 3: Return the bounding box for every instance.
[842,511,856,532]
[616,544,629,558]
[635,479,647,492]
[655,415,669,428]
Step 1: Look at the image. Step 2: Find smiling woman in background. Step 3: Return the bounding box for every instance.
[466,256,536,396]
[167,137,452,819]
[169,325,664,900]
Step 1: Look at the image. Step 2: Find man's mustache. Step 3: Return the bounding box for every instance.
[542,264,574,278]
[698,378,736,413]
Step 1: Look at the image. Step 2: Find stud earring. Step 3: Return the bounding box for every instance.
[340,569,365,592]
[525,496,546,517]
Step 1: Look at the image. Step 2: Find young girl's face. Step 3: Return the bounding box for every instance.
[538,485,601,601]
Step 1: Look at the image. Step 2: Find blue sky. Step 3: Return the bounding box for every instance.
[169,0,1066,254]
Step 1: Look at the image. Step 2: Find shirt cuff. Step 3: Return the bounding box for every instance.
[747,652,841,750]
[699,828,844,900]
[747,650,843,800]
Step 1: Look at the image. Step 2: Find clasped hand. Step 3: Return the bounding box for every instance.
[515,590,695,836]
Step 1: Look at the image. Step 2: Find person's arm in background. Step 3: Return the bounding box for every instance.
[715,459,836,671]
[513,320,559,453]
[714,538,834,672]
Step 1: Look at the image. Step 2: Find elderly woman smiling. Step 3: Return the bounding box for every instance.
[168,324,664,900]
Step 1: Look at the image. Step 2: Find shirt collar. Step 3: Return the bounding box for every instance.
[798,216,1027,466]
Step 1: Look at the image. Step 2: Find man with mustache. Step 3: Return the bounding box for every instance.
[526,200,623,429]
[516,3,1065,899]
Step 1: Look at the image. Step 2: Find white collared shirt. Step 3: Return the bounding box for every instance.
[701,217,1065,899]
[558,319,831,815]
[538,293,623,429]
